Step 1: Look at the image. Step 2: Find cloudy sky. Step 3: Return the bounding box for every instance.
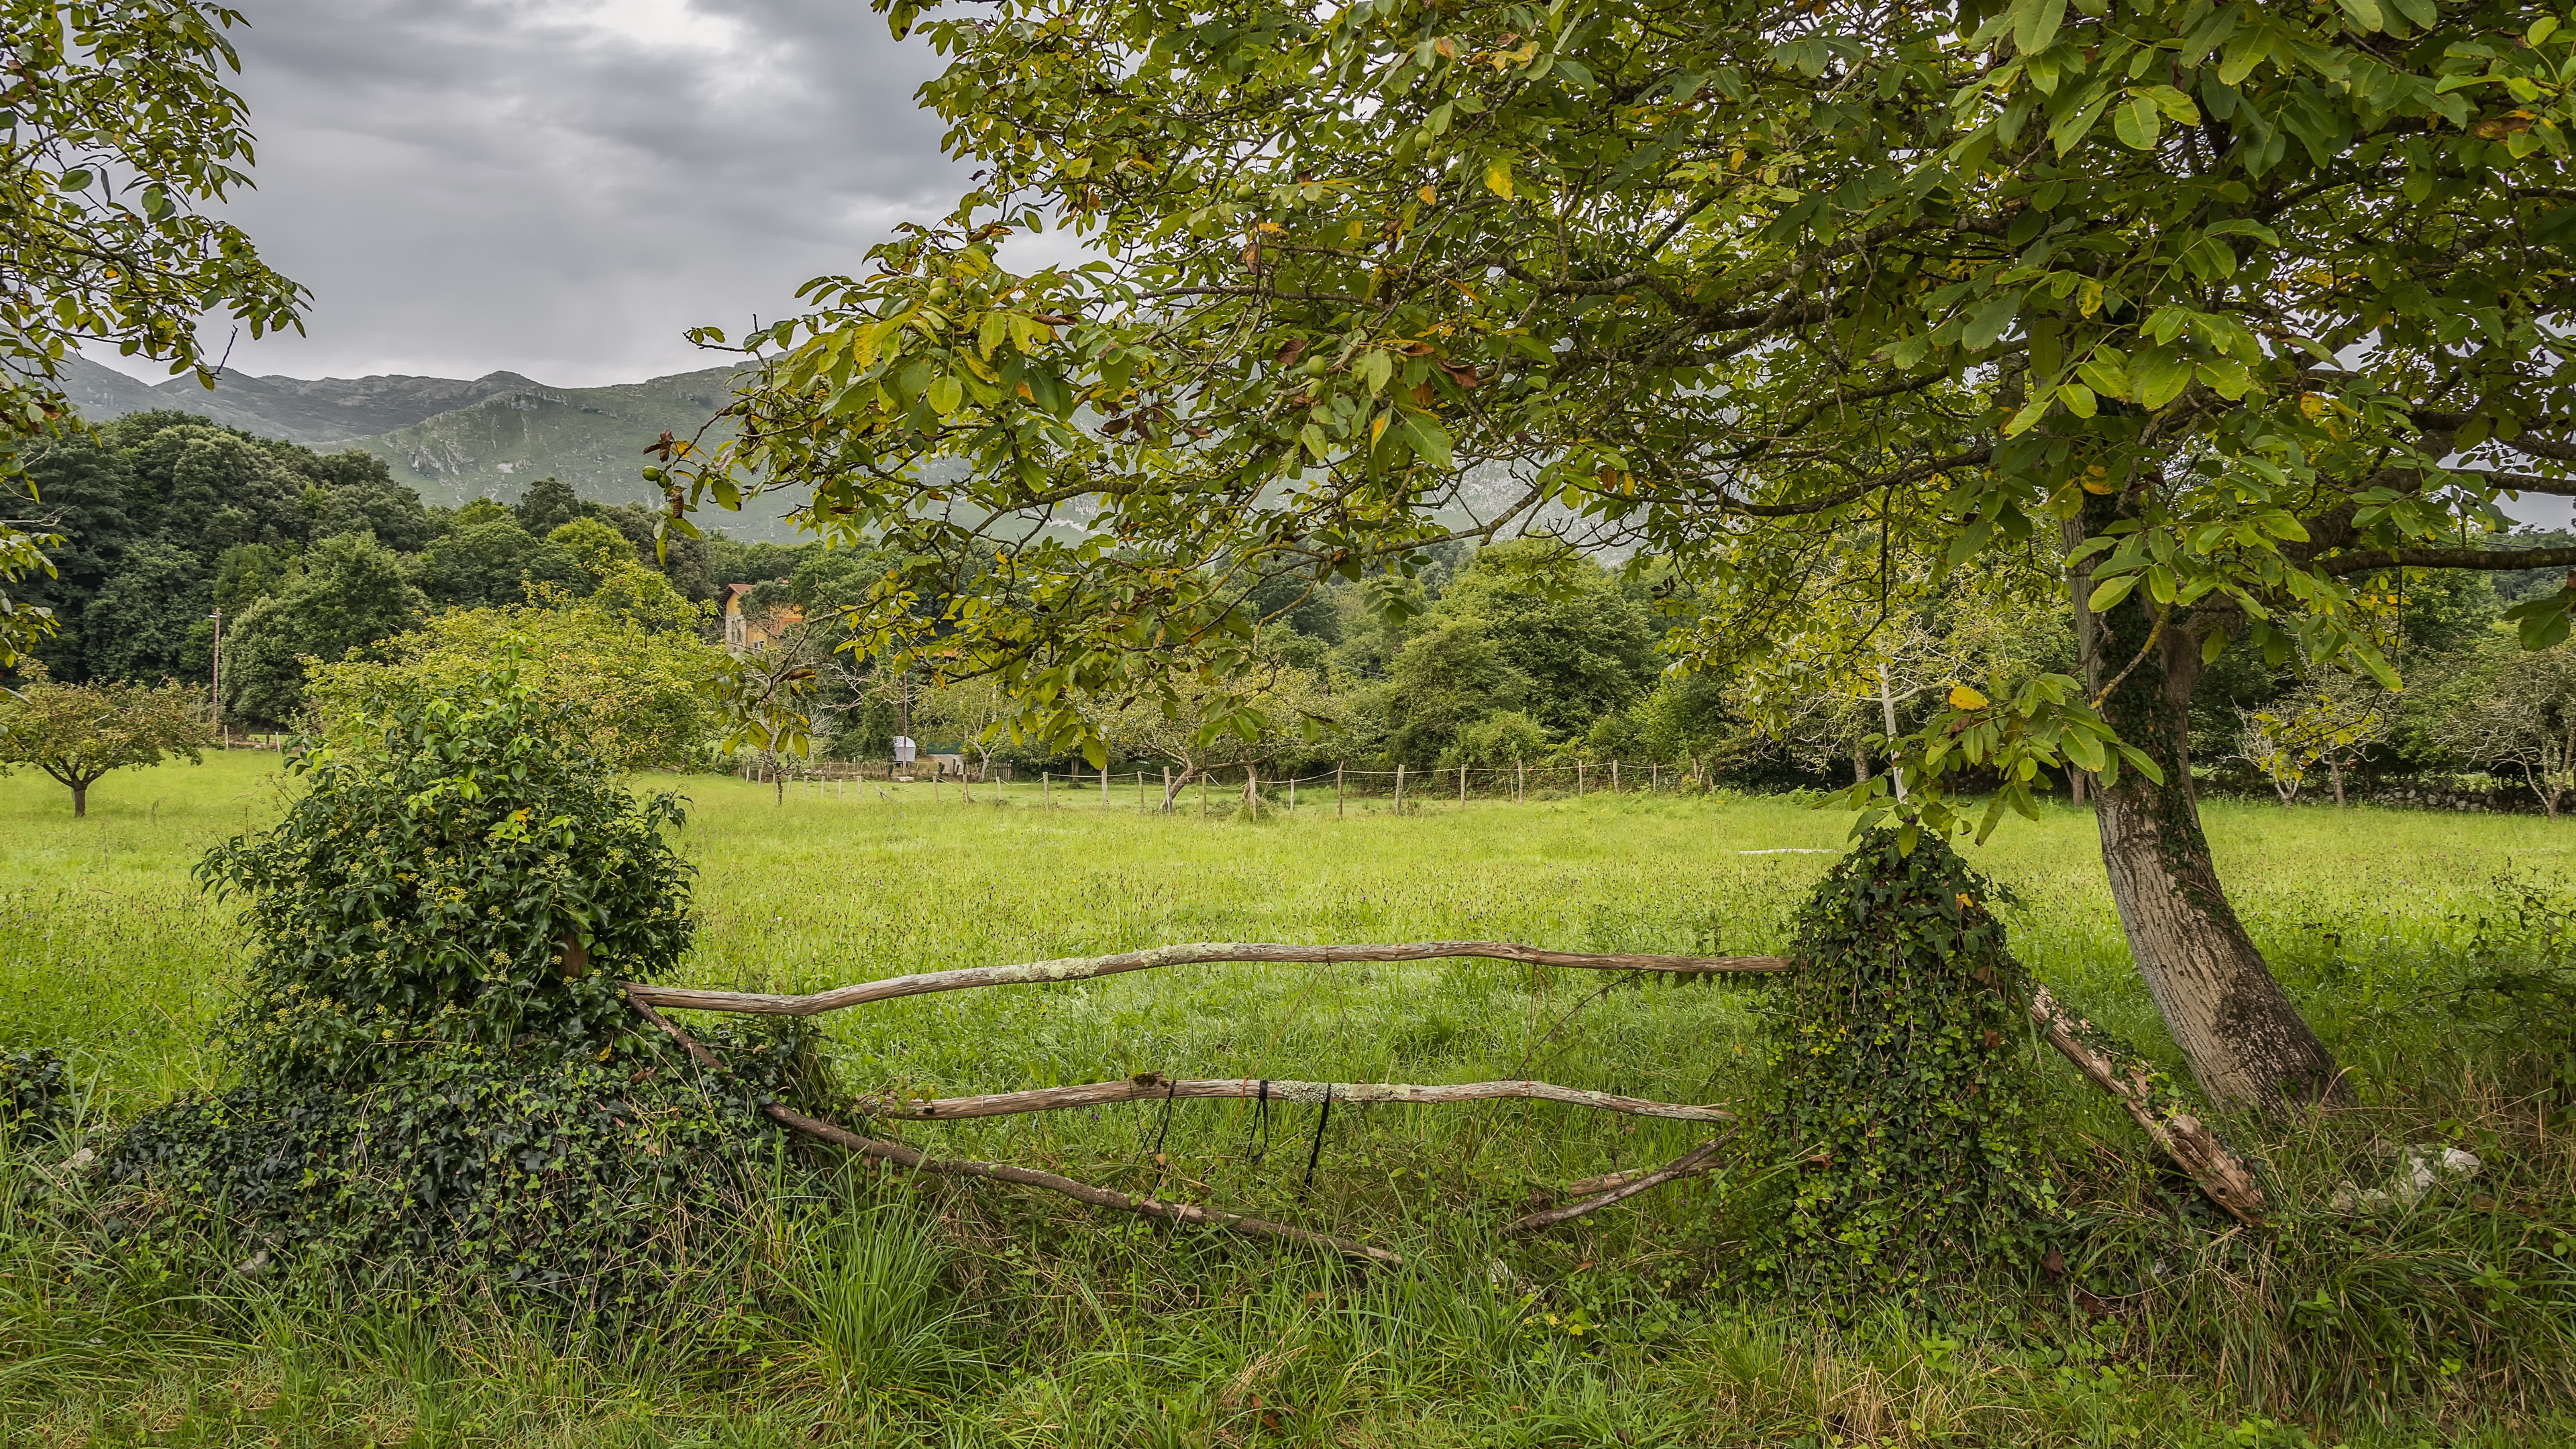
[91,0,970,388]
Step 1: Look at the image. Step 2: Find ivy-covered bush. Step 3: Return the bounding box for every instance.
[1755,827,2059,1296]
[107,665,810,1313]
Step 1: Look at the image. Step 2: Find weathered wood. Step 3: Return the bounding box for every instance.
[861,1071,1735,1123]
[625,942,1794,1018]
[1507,1134,1733,1234]
[765,1103,1403,1267]
[1564,1159,1719,1197]
[625,994,1401,1267]
[2027,985,2268,1224]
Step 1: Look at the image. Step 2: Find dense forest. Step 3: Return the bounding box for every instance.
[15,407,2576,807]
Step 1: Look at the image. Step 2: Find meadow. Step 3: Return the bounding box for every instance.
[5,752,2575,1447]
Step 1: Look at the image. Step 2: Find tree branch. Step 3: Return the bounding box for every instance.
[2316,545,2576,578]
[1505,1134,1733,1234]
[623,942,1794,1018]
[862,1072,1735,1123]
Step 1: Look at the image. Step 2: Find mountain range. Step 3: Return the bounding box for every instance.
[58,354,802,539]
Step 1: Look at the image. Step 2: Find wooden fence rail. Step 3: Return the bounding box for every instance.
[622,941,1790,1018]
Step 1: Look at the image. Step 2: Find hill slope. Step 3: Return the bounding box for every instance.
[58,355,803,539]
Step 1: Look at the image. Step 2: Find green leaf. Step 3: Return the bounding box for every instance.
[2055,382,2098,418]
[2075,350,2130,399]
[2334,0,2384,32]
[2218,30,2271,86]
[2087,574,2139,612]
[2195,358,2253,399]
[2062,729,2106,771]
[2113,96,2161,150]
[926,375,963,416]
[1404,414,1454,470]
[2013,0,2068,56]
[2049,89,2116,155]
[2132,347,2195,409]
[1962,291,2023,351]
[2004,396,2053,437]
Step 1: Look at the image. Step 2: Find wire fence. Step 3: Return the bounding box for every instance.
[743,759,1719,813]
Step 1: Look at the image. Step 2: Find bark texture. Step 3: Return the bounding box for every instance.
[2070,511,2351,1114]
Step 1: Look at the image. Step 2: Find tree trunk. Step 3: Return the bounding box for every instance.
[2069,768,2088,806]
[2328,759,2345,808]
[2070,516,2351,1115]
[1876,661,1907,800]
[70,782,87,817]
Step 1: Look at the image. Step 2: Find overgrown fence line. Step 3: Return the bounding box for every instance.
[623,940,2264,1265]
[753,761,1730,813]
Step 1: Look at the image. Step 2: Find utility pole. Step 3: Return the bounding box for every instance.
[207,607,225,747]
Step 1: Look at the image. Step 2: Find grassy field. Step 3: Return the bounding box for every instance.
[5,753,2575,1446]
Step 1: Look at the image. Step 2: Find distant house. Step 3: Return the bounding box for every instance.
[722,584,800,654]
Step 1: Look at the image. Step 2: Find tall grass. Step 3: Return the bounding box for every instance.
[3,755,2574,1443]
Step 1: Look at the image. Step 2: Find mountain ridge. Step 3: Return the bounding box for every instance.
[57,354,801,539]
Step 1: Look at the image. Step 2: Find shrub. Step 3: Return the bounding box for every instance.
[1754,826,2057,1297]
[0,1046,71,1146]
[107,664,810,1314]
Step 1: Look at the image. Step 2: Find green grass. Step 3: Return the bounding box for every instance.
[5,753,2575,1445]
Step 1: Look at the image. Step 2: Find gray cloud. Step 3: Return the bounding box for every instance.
[96,0,961,387]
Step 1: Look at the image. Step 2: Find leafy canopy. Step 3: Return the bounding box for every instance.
[0,669,210,809]
[672,0,2576,832]
[306,599,725,772]
[2,1,307,665]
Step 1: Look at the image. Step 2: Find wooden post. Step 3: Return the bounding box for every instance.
[1289,775,1296,814]
[1139,770,1147,812]
[1200,772,1210,817]
[1517,761,1525,803]
[1337,763,1345,818]
[1576,761,1585,798]
[1043,771,1050,807]
[1163,765,1172,814]
[1395,763,1406,815]
[1650,763,1658,793]
[1612,760,1619,794]
[1102,762,1110,808]
[1460,764,1468,804]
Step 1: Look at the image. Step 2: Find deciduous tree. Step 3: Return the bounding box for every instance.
[2438,644,2576,819]
[0,670,211,814]
[673,0,2576,1113]
[1,1,305,669]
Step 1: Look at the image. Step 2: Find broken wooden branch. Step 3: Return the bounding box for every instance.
[2027,985,2267,1225]
[1507,1134,1734,1234]
[861,1071,1735,1124]
[1563,1158,1721,1198]
[623,941,1792,1018]
[626,993,1401,1267]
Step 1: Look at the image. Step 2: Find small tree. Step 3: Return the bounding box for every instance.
[1101,664,1338,812]
[0,672,211,815]
[2440,647,2576,820]
[2233,707,2310,808]
[916,675,1016,783]
[2286,674,2393,809]
[714,619,818,805]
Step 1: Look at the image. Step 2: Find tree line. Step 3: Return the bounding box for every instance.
[2,411,806,727]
